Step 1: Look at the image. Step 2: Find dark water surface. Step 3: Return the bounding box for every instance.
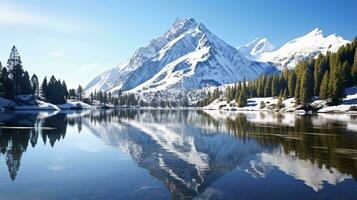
[0,109,356,200]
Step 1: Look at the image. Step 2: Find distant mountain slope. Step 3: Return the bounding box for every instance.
[84,18,276,94]
[238,28,349,70]
[237,38,276,59]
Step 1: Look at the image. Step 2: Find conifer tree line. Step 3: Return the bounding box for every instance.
[87,90,190,107]
[196,88,220,107]
[87,90,139,106]
[0,46,33,99]
[198,37,357,107]
[0,46,76,104]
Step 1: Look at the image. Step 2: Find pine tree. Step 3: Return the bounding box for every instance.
[341,61,352,87]
[283,88,288,99]
[7,46,26,96]
[7,46,21,71]
[288,71,296,97]
[41,77,48,99]
[44,76,66,104]
[278,74,286,95]
[319,70,329,100]
[90,92,94,103]
[77,85,83,100]
[271,76,278,97]
[226,86,234,101]
[313,54,329,95]
[330,64,345,105]
[103,92,107,103]
[299,67,313,106]
[69,89,76,99]
[31,74,39,97]
[21,71,32,95]
[0,67,13,98]
[352,48,357,85]
[257,76,265,97]
[264,76,272,97]
[212,87,219,100]
[47,76,56,103]
[62,81,69,99]
[294,78,300,102]
[237,85,247,107]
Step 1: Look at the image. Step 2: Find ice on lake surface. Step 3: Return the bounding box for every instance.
[0,109,356,200]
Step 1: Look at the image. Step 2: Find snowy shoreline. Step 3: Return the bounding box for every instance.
[202,87,357,114]
[0,96,93,111]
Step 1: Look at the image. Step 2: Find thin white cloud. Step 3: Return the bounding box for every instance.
[0,8,45,25]
[48,51,65,58]
[0,2,90,31]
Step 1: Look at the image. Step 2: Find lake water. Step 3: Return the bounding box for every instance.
[0,109,356,200]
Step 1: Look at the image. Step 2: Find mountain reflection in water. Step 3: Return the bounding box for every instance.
[0,109,356,200]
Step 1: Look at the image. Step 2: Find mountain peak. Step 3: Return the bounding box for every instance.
[305,28,323,37]
[171,18,198,31]
[163,18,200,41]
[258,28,349,70]
[85,18,276,94]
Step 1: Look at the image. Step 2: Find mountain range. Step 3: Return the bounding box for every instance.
[239,28,349,70]
[84,18,349,94]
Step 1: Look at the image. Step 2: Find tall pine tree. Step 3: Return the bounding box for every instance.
[352,48,357,85]
[330,63,345,105]
[41,77,48,99]
[299,67,313,105]
[319,70,329,100]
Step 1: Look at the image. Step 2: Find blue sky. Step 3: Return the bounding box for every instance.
[0,0,356,88]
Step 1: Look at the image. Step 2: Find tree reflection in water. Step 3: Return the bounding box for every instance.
[0,109,356,199]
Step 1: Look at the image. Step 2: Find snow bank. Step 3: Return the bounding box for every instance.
[58,100,92,110]
[203,86,357,114]
[14,100,60,110]
[0,96,92,111]
[204,97,295,112]
[203,99,229,110]
[318,86,357,113]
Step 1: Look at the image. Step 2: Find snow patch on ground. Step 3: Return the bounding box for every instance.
[58,100,93,110]
[318,87,357,113]
[204,97,295,112]
[0,95,93,110]
[14,100,60,110]
[203,86,357,114]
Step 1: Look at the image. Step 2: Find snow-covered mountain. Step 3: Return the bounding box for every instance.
[239,28,349,70]
[237,38,276,59]
[84,18,276,94]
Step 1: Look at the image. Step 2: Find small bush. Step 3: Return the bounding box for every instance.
[349,106,357,111]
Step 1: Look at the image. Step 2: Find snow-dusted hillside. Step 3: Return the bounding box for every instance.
[84,18,276,94]
[239,28,349,70]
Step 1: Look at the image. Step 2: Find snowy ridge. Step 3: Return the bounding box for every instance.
[237,38,276,59]
[84,18,276,94]
[239,28,349,70]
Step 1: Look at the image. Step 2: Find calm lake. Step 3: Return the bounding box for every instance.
[0,109,356,200]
